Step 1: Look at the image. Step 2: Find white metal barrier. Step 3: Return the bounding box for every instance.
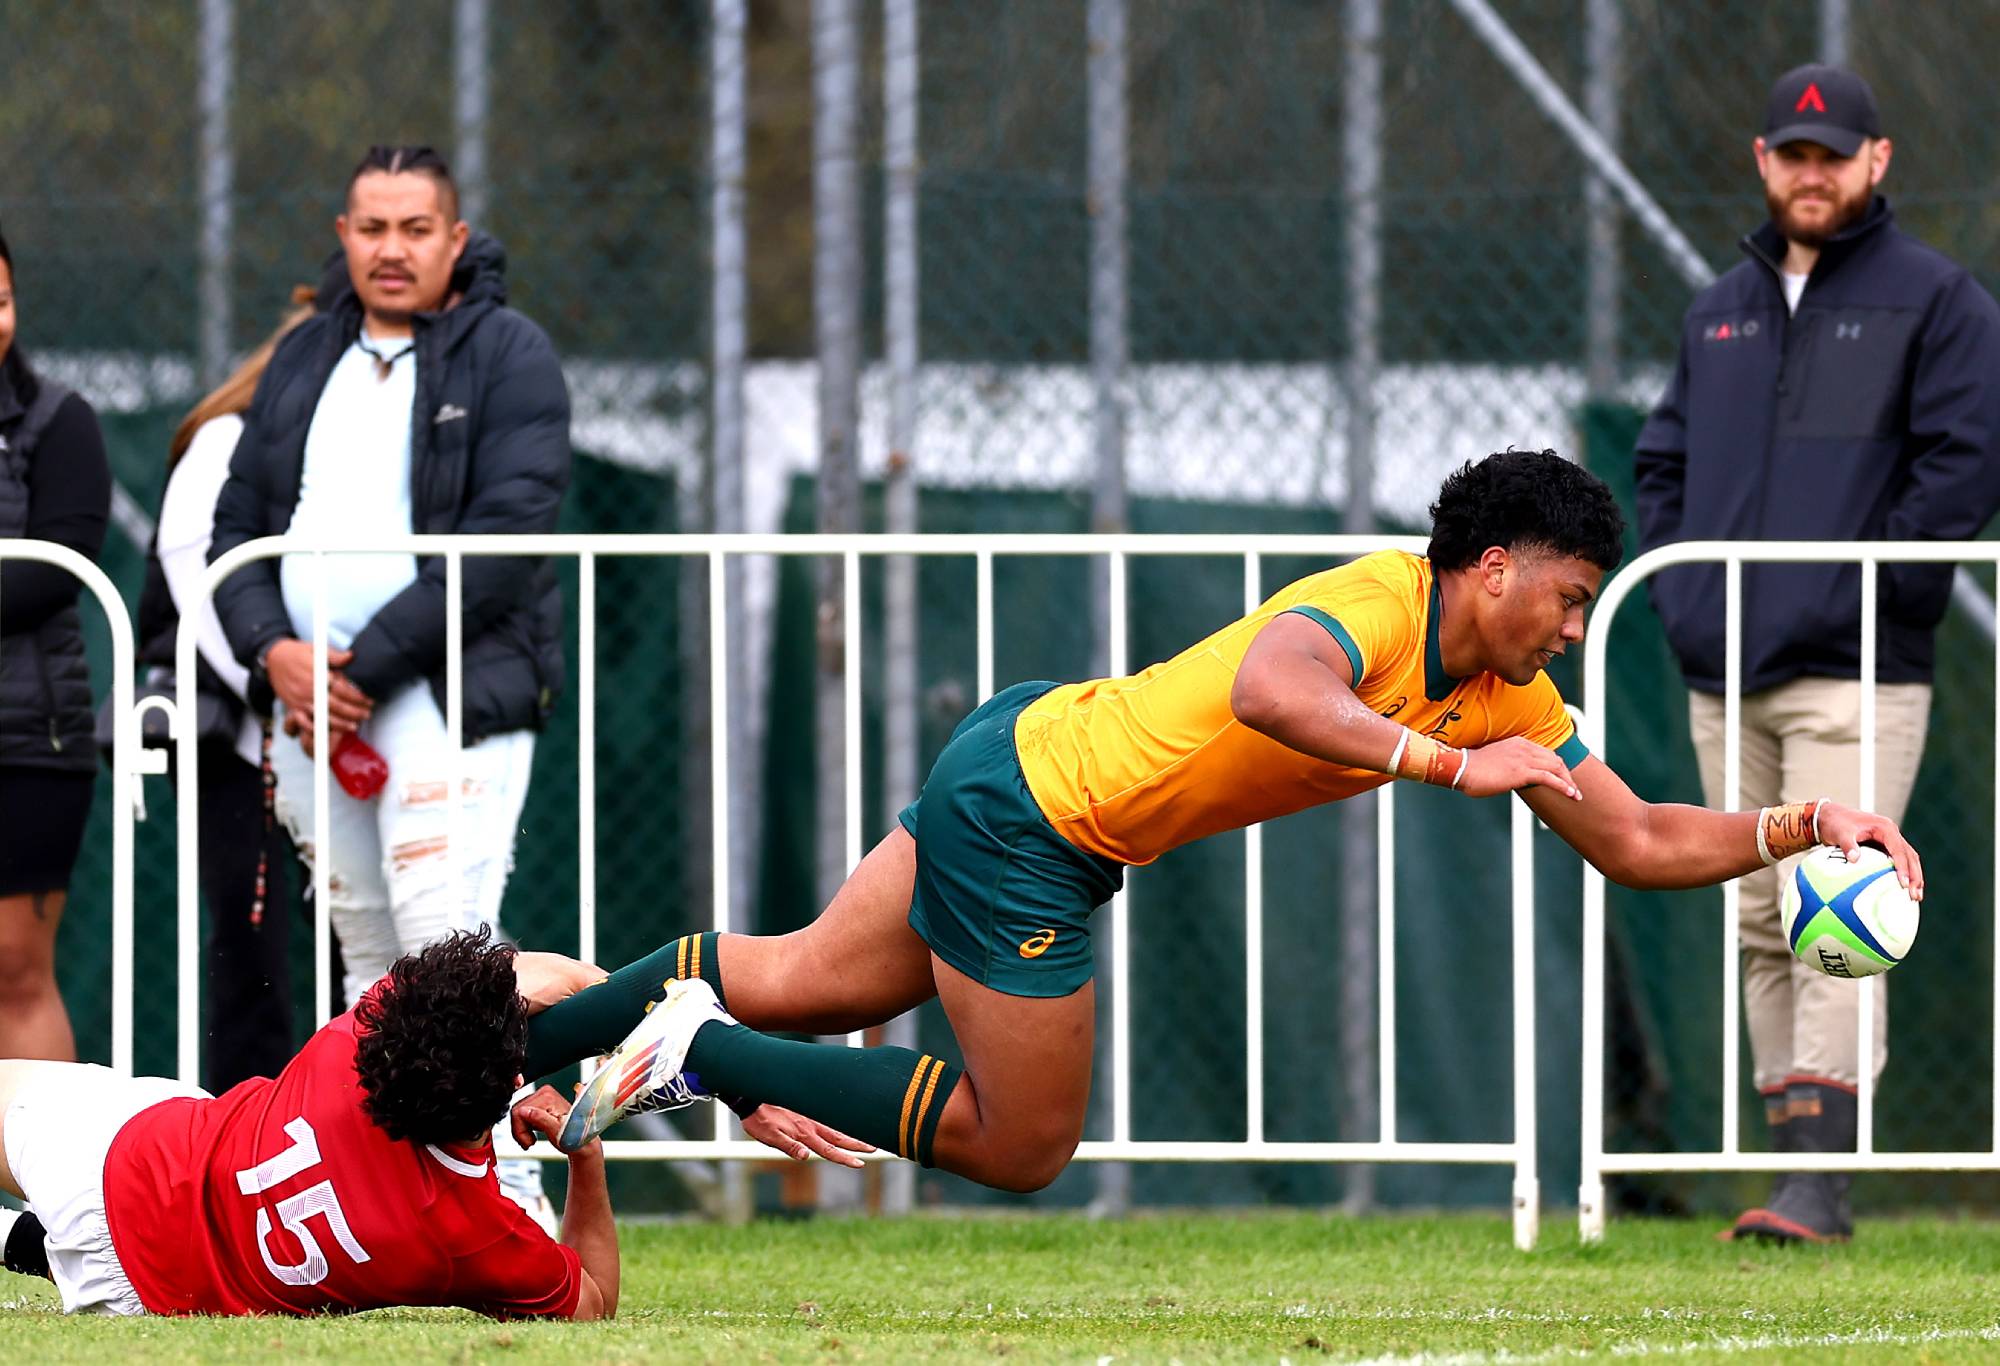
[1579,540,2000,1241]
[178,532,1543,1246]
[0,539,142,1074]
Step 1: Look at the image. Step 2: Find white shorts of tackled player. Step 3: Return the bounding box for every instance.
[1781,845,1921,979]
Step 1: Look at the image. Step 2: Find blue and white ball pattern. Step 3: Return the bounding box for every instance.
[1779,844,1919,979]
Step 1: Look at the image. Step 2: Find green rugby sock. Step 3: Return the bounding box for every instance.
[684,1023,961,1167]
[524,932,725,1079]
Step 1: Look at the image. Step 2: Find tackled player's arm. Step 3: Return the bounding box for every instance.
[514,951,607,1015]
[1518,755,1925,898]
[562,1143,617,1321]
[511,1084,619,1319]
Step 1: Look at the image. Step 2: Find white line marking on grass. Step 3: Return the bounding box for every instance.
[1338,1323,2000,1365]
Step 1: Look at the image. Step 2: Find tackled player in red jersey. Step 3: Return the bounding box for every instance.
[0,929,620,1318]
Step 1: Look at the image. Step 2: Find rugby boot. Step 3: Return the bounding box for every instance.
[560,977,733,1151]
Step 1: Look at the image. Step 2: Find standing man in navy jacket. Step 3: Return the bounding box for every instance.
[1635,65,2000,1244]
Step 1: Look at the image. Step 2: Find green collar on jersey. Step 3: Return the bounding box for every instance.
[1423,575,1462,702]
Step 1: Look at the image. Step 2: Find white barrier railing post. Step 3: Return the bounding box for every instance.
[578,553,598,967]
[1243,552,1265,1146]
[2,542,137,1075]
[1108,548,1131,1148]
[1722,559,1742,1158]
[446,550,465,925]
[1376,782,1397,1146]
[1858,558,1878,1155]
[174,574,203,1086]
[843,549,864,1049]
[975,549,994,704]
[1510,795,1539,1251]
[312,553,333,1027]
[1579,861,1608,1240]
[708,547,731,1142]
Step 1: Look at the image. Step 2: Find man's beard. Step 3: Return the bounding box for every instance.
[1766,182,1872,249]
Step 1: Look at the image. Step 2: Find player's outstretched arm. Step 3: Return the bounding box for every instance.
[513,1084,619,1319]
[1520,755,1924,897]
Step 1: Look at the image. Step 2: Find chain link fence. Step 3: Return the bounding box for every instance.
[9,0,2000,1216]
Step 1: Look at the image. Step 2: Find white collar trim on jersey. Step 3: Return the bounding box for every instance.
[424,1143,491,1178]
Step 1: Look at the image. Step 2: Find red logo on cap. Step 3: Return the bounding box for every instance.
[1796,82,1827,113]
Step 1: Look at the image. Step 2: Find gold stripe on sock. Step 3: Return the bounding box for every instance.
[909,1058,948,1161]
[691,933,703,984]
[897,1054,934,1159]
[676,936,690,980]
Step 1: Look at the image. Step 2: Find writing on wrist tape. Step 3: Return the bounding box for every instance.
[1756,798,1827,866]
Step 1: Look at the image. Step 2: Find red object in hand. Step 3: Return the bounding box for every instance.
[331,733,389,800]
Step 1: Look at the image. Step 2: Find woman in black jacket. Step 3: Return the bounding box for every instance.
[0,227,111,1061]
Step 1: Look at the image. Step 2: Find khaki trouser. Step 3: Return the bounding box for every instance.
[1688,678,1930,1091]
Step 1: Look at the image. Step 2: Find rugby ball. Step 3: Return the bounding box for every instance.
[1779,844,1919,979]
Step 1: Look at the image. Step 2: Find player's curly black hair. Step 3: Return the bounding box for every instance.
[353,926,527,1146]
[1426,448,1626,574]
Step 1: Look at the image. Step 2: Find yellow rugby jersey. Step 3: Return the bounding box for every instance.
[1012,549,1587,865]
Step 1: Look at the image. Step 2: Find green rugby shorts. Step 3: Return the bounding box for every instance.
[898,680,1125,998]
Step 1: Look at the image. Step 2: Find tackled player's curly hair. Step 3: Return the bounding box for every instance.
[1427,448,1626,574]
[353,926,528,1145]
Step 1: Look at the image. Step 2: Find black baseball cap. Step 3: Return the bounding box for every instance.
[1763,64,1882,155]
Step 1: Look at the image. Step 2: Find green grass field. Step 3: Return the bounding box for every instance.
[6,1211,2000,1362]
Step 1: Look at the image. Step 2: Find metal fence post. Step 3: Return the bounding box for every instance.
[702,0,753,1222]
[1584,0,1621,401]
[880,0,922,1218]
[197,0,234,391]
[814,0,865,1212]
[1086,0,1132,1218]
[713,0,753,948]
[454,0,490,226]
[1820,0,1850,66]
[1338,0,1383,1217]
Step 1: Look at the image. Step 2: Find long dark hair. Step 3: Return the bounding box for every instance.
[0,227,39,405]
[168,286,317,470]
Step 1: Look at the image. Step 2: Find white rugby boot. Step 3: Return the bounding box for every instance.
[558,978,734,1152]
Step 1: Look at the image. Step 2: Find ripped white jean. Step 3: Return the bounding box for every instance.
[271,683,536,1008]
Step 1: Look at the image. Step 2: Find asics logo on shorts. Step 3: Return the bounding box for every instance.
[1018,929,1057,958]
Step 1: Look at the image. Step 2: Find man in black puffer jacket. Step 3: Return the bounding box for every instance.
[209,145,570,1231]
[1635,66,2000,1246]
